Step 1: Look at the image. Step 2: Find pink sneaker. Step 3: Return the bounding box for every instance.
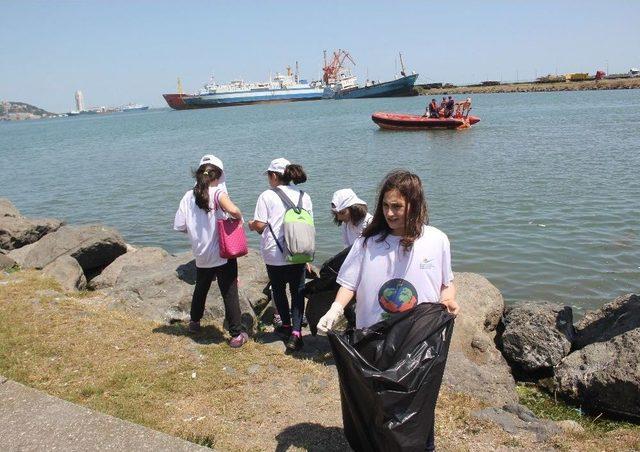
[229,332,249,348]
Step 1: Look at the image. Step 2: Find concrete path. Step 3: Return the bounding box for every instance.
[0,376,210,451]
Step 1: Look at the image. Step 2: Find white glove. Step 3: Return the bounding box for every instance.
[317,302,345,335]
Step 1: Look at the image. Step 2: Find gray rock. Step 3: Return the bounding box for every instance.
[443,272,517,406]
[472,406,560,441]
[554,328,640,420]
[444,351,517,406]
[573,293,640,350]
[0,254,16,270]
[103,249,264,333]
[88,247,169,290]
[0,198,21,218]
[0,199,63,251]
[500,302,574,372]
[0,216,63,251]
[8,225,126,272]
[42,256,87,292]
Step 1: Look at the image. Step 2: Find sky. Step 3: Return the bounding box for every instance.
[2,0,639,113]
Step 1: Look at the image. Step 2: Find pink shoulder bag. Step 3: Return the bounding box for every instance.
[214,190,248,259]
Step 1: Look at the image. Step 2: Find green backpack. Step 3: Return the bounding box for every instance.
[268,187,315,263]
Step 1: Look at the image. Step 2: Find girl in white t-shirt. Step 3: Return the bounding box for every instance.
[174,155,248,348]
[331,188,373,248]
[248,158,312,352]
[318,169,459,451]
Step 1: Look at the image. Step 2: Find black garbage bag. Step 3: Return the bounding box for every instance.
[327,303,455,452]
[304,246,355,335]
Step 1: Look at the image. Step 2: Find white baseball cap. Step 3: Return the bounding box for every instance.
[198,154,227,193]
[331,189,366,213]
[199,154,224,170]
[264,157,290,175]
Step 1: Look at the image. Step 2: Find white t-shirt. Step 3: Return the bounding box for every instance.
[173,186,227,268]
[253,184,313,266]
[341,212,373,248]
[337,225,454,329]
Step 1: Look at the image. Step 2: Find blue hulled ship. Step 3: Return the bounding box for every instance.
[321,50,419,99]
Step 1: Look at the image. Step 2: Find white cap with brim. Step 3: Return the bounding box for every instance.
[331,188,366,212]
[199,154,227,193]
[264,157,290,175]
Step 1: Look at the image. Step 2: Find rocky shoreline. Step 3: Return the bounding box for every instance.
[415,77,640,95]
[1,197,638,431]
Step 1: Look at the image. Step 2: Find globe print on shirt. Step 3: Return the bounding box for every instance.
[378,278,418,313]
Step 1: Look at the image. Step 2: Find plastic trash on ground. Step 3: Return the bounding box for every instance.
[328,303,455,452]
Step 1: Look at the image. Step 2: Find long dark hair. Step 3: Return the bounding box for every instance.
[269,163,307,185]
[333,203,368,226]
[193,163,222,212]
[362,170,428,251]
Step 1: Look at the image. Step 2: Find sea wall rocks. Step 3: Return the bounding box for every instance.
[500,303,574,373]
[443,272,517,406]
[554,328,640,420]
[0,198,63,250]
[496,293,640,421]
[88,246,169,290]
[99,249,265,333]
[573,293,639,350]
[43,256,87,292]
[8,225,127,272]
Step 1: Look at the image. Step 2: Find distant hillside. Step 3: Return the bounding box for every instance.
[1,101,56,121]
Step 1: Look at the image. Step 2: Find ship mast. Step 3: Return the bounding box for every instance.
[177,77,183,94]
[399,52,406,77]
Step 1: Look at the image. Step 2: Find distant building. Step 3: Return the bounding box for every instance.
[75,90,84,112]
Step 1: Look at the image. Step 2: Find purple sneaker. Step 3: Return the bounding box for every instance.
[229,332,249,348]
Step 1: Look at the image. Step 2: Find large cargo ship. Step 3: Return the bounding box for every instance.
[163,66,323,110]
[321,50,419,99]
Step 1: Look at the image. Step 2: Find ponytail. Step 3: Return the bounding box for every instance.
[282,164,307,185]
[192,163,222,212]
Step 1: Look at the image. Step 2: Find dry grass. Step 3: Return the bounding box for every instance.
[1,270,638,451]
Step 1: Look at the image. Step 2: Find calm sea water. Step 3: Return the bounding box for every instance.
[1,90,639,312]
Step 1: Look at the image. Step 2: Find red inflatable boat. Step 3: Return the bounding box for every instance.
[372,112,480,130]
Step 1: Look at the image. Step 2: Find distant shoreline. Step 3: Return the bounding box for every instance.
[414,77,640,95]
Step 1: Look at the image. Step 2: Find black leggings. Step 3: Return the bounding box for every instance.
[266,264,306,332]
[191,259,242,337]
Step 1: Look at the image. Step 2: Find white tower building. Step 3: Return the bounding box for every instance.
[75,90,84,112]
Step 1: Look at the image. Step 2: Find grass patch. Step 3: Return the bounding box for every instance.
[517,384,640,433]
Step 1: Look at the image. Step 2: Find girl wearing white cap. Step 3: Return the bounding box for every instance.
[248,157,312,351]
[331,188,373,248]
[318,170,459,451]
[174,155,248,348]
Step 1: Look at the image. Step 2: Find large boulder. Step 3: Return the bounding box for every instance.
[573,293,640,350]
[442,272,517,406]
[8,225,127,272]
[0,198,63,250]
[89,247,169,290]
[43,256,87,292]
[102,249,266,333]
[0,198,21,218]
[554,328,640,420]
[500,302,574,373]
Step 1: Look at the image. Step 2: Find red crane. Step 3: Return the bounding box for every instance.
[322,49,356,84]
